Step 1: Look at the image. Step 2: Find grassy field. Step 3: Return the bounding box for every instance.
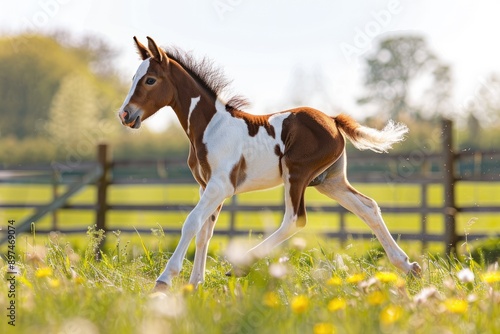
[1,226,500,334]
[1,183,500,333]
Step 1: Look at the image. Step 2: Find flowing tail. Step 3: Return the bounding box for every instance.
[334,114,408,153]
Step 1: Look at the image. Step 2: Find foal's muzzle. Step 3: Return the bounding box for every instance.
[120,109,142,129]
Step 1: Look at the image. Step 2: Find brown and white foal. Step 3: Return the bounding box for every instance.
[118,37,421,290]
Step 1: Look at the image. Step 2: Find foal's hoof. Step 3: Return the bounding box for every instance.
[226,265,250,277]
[408,262,422,277]
[151,280,170,293]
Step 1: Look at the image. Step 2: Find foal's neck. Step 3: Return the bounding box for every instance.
[169,62,220,142]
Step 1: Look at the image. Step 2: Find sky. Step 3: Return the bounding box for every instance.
[2,0,500,131]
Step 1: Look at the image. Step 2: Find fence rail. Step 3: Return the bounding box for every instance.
[1,119,500,252]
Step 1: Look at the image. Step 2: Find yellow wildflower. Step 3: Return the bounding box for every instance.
[263,291,280,308]
[346,273,365,284]
[444,298,468,314]
[291,295,309,314]
[375,271,398,283]
[367,290,386,305]
[35,267,53,278]
[327,276,342,286]
[48,278,61,288]
[182,284,195,293]
[74,276,85,285]
[380,305,403,325]
[327,298,347,312]
[481,271,500,284]
[313,323,336,334]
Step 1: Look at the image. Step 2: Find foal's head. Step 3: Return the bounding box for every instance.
[119,37,174,129]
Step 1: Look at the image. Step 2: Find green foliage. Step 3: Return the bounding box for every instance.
[0,33,125,140]
[471,239,500,265]
[0,32,191,164]
[359,35,446,121]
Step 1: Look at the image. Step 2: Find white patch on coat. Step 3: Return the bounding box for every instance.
[202,99,291,194]
[187,96,201,135]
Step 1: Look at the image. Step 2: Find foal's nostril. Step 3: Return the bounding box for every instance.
[122,110,129,122]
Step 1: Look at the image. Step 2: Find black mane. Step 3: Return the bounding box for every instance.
[164,47,250,110]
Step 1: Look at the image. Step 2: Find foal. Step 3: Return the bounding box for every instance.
[118,37,421,290]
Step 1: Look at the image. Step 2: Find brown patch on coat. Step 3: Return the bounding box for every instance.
[229,155,247,190]
[274,144,284,176]
[226,107,276,138]
[279,108,346,227]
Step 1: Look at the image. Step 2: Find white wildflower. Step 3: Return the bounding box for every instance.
[457,268,475,283]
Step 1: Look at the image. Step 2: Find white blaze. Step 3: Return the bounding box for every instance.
[120,58,150,111]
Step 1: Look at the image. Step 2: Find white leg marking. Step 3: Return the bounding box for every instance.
[186,96,201,135]
[156,177,230,286]
[189,188,221,286]
[316,172,417,273]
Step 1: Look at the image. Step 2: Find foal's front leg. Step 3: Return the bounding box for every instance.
[155,178,230,290]
[189,203,222,287]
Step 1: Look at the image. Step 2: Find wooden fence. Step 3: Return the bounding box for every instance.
[1,119,500,252]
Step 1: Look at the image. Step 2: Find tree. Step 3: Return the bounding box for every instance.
[465,74,500,126]
[45,73,100,152]
[0,33,126,139]
[358,35,451,121]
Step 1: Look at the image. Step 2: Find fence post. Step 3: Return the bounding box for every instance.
[441,119,457,254]
[95,143,110,258]
[51,168,59,231]
[420,182,428,251]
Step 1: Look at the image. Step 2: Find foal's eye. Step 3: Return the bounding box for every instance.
[145,77,156,85]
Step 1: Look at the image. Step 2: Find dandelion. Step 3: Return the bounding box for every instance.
[326,276,342,286]
[35,267,53,278]
[457,268,475,283]
[481,271,500,284]
[263,291,280,308]
[182,284,194,294]
[444,298,468,314]
[375,271,398,283]
[291,295,309,314]
[346,273,365,284]
[313,323,336,334]
[327,297,347,312]
[74,276,85,285]
[380,305,403,325]
[48,278,61,288]
[367,290,386,305]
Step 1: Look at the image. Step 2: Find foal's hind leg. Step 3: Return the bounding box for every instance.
[316,156,421,275]
[230,169,308,275]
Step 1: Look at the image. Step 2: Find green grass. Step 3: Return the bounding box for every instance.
[1,228,500,333]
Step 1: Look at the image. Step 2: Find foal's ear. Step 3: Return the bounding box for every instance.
[146,36,168,64]
[133,36,150,60]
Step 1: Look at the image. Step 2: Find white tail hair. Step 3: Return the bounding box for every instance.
[334,114,408,153]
